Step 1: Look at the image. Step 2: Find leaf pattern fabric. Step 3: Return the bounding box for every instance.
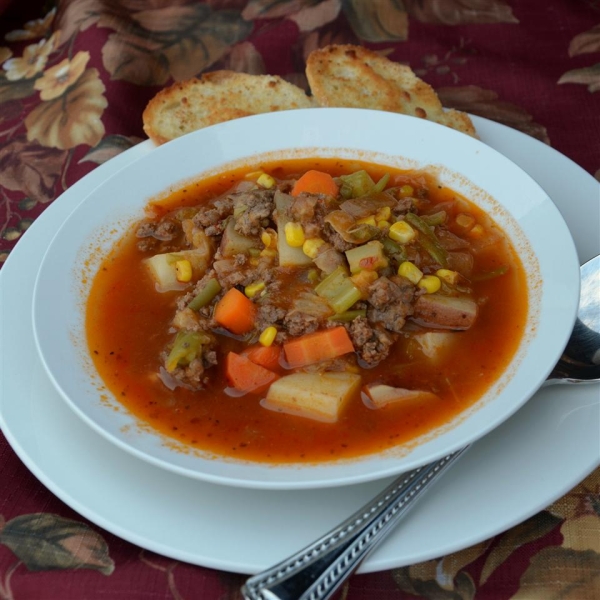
[0,0,599,598]
[0,514,114,574]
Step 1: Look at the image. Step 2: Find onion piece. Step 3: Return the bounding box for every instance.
[325,210,379,244]
[340,192,395,218]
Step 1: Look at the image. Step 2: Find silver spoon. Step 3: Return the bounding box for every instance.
[242,254,600,600]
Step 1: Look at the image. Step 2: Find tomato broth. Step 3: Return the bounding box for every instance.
[86,158,528,463]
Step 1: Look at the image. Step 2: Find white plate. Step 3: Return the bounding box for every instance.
[0,116,598,573]
[30,108,580,489]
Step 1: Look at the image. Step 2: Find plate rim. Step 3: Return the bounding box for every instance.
[0,114,598,574]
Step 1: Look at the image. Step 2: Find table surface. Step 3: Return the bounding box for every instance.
[0,1,599,598]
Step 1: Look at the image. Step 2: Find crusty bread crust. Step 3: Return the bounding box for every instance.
[143,70,316,145]
[306,45,477,137]
[143,48,477,144]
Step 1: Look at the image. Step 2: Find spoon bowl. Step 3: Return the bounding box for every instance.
[547,255,600,384]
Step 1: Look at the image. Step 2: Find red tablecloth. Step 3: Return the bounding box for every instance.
[1,1,599,598]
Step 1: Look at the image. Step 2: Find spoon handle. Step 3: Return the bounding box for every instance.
[241,447,468,600]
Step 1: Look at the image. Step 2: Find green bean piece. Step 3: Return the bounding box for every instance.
[328,309,367,322]
[417,236,448,268]
[339,182,354,199]
[382,237,408,263]
[187,277,222,311]
[405,212,448,267]
[165,331,205,372]
[472,265,509,281]
[372,173,390,194]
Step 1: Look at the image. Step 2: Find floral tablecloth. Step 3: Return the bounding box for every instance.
[1,1,599,598]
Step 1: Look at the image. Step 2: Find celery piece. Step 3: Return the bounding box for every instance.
[329,279,362,313]
[187,277,222,311]
[165,331,204,372]
[328,309,367,322]
[315,265,349,300]
[405,212,448,267]
[345,240,388,274]
[314,265,361,313]
[339,170,376,198]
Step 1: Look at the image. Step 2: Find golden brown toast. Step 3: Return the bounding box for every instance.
[143,70,316,145]
[305,44,477,137]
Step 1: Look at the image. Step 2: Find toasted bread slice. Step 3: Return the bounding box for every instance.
[306,44,477,137]
[143,70,316,144]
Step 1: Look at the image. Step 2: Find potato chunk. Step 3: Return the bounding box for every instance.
[144,249,210,292]
[219,218,259,257]
[262,372,361,423]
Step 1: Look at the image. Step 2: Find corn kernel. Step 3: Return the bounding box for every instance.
[377,220,391,230]
[469,224,485,238]
[284,221,305,247]
[261,228,277,248]
[245,281,266,298]
[302,237,326,258]
[435,269,459,285]
[356,215,377,227]
[436,268,459,285]
[375,206,391,222]
[418,275,441,294]
[257,173,276,189]
[249,257,260,267]
[259,326,278,347]
[398,261,423,285]
[260,248,278,259]
[389,221,416,244]
[175,259,192,283]
[399,184,414,196]
[455,213,475,229]
[261,231,272,248]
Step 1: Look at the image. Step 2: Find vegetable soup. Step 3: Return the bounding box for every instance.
[86,158,528,463]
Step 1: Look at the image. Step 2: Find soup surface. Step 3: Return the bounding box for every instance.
[86,158,528,463]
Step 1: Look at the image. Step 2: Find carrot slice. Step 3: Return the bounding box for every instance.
[225,352,279,394]
[291,170,339,197]
[283,327,355,368]
[214,288,257,335]
[243,344,282,371]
